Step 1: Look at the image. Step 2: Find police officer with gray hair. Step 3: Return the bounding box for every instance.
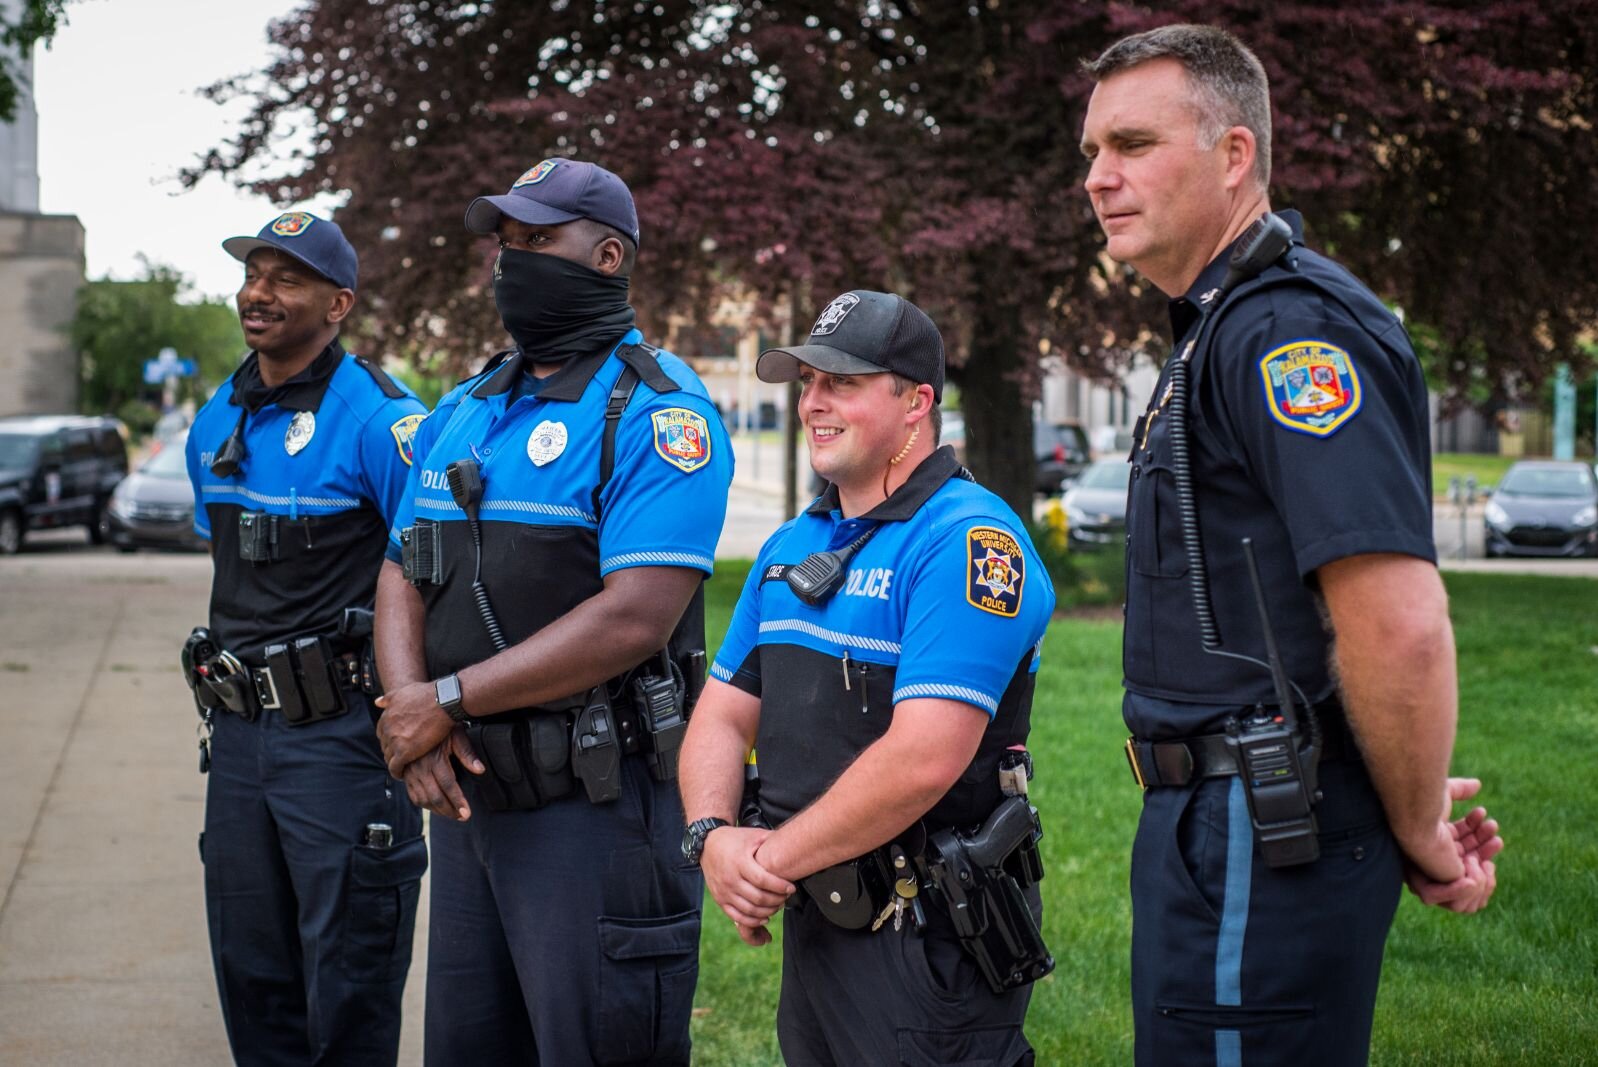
[1080,24,1504,1066]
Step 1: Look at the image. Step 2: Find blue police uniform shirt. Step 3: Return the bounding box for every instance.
[388,329,733,682]
[185,342,427,656]
[712,446,1055,828]
[1123,210,1434,737]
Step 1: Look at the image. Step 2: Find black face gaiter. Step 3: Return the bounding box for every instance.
[493,247,636,364]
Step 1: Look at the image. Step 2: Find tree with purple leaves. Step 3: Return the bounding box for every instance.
[192,1,1598,514]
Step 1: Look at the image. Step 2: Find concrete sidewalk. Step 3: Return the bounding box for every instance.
[0,552,426,1065]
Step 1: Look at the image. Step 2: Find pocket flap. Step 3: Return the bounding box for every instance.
[598,910,701,961]
[350,834,429,888]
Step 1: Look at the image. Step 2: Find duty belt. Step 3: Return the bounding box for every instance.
[1124,705,1354,790]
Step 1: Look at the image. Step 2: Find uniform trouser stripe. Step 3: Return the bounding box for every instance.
[1214,776,1253,1066]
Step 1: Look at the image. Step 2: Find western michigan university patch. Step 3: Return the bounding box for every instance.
[390,413,424,466]
[1258,339,1362,437]
[967,526,1024,618]
[651,408,712,473]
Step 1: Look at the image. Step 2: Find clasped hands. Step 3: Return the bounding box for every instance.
[1401,776,1504,914]
[374,680,486,822]
[699,826,797,947]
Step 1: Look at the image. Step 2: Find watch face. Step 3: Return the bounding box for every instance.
[681,826,700,862]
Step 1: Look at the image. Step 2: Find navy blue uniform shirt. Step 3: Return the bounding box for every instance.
[186,342,426,657]
[713,447,1055,829]
[1123,211,1435,738]
[389,329,733,685]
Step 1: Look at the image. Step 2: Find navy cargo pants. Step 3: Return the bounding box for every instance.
[201,693,425,1066]
[1129,712,1403,1067]
[424,754,702,1066]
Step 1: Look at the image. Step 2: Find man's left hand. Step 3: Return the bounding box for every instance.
[375,680,455,777]
[1402,777,1503,914]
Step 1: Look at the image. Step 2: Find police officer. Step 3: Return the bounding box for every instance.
[1079,25,1504,1066]
[678,291,1056,1066]
[184,212,428,1065]
[372,158,733,1065]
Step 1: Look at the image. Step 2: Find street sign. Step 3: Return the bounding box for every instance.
[143,347,197,385]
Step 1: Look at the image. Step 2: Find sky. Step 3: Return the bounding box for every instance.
[32,0,327,300]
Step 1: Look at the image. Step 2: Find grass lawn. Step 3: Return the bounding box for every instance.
[688,564,1598,1064]
[1432,452,1536,497]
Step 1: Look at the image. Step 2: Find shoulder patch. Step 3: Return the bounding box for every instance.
[1259,339,1362,437]
[651,407,711,473]
[390,413,424,466]
[966,526,1024,618]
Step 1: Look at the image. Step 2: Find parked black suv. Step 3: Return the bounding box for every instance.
[0,415,129,554]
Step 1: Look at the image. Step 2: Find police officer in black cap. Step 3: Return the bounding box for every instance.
[183,212,428,1064]
[680,291,1056,1065]
[372,158,733,1065]
[1079,25,1504,1067]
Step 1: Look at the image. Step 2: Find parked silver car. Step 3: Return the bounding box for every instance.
[1482,460,1598,558]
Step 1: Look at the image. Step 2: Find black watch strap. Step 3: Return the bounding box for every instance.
[435,673,469,723]
[681,817,730,865]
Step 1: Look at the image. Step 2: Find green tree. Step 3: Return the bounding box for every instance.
[0,0,68,123]
[73,261,245,424]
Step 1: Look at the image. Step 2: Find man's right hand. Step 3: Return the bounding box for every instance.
[700,826,795,933]
[400,727,485,821]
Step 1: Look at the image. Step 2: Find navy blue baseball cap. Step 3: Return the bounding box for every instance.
[222,212,358,291]
[464,158,641,247]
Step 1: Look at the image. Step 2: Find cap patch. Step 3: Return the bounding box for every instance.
[390,413,424,466]
[512,160,561,188]
[270,212,315,238]
[1259,339,1362,437]
[652,407,712,473]
[811,293,860,337]
[967,526,1024,618]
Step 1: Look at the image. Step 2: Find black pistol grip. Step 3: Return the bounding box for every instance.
[963,795,1035,870]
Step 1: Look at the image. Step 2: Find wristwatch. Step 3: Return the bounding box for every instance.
[681,817,729,865]
[434,673,470,724]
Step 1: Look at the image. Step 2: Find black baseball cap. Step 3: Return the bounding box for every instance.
[757,290,945,401]
[464,158,641,247]
[222,212,358,291]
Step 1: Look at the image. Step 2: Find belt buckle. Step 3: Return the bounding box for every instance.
[252,667,282,711]
[1124,736,1148,791]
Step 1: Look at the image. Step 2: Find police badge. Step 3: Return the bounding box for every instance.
[526,420,568,466]
[285,411,316,456]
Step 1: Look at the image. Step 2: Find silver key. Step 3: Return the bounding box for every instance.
[892,894,906,932]
[869,898,897,933]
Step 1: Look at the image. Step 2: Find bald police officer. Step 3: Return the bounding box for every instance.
[373,158,733,1065]
[679,291,1056,1066]
[184,213,427,1065]
[1079,25,1504,1066]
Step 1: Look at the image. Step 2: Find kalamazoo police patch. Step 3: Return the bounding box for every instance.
[270,212,315,238]
[390,413,424,466]
[1259,339,1362,437]
[966,526,1024,618]
[651,408,712,473]
[512,160,560,188]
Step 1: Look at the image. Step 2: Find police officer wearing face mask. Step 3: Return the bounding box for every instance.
[1080,25,1503,1067]
[679,292,1057,1066]
[183,213,428,1065]
[373,159,734,1066]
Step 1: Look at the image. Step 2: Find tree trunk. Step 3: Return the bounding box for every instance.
[958,298,1034,520]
